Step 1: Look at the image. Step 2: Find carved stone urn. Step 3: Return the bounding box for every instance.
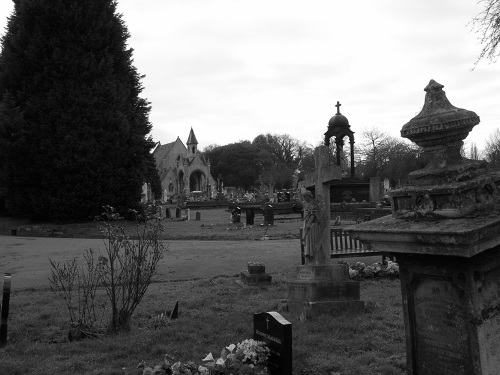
[351,80,500,375]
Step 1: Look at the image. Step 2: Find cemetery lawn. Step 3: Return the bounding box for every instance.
[1,208,405,374]
[0,208,302,240]
[1,274,405,375]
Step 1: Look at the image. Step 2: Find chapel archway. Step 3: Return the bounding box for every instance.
[189,170,205,192]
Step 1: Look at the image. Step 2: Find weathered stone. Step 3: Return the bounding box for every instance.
[351,80,500,374]
[240,272,272,286]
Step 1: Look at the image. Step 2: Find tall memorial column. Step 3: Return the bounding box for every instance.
[352,80,500,375]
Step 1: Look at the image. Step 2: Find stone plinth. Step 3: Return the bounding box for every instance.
[396,248,500,375]
[240,271,272,286]
[352,209,500,374]
[283,264,364,319]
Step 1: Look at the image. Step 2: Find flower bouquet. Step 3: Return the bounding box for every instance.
[199,339,270,375]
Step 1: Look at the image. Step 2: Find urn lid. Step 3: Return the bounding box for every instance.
[401,80,480,150]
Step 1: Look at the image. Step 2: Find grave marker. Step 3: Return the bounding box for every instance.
[169,301,178,320]
[351,80,500,374]
[253,311,292,375]
[0,273,12,347]
[283,145,364,318]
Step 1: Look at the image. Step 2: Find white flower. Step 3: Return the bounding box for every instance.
[202,353,214,362]
[216,358,225,366]
[226,343,236,353]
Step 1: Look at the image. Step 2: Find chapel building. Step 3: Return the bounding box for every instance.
[152,128,216,201]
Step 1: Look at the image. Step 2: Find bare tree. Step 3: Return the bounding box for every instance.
[471,0,500,64]
[484,128,500,170]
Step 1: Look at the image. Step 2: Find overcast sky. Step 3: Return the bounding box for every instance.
[1,0,500,153]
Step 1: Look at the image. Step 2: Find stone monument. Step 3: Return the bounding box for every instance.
[283,145,364,318]
[351,80,500,375]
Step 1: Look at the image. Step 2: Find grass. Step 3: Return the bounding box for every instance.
[1,208,406,374]
[1,271,405,375]
[0,207,303,241]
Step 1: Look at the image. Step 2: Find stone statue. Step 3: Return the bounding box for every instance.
[300,190,328,264]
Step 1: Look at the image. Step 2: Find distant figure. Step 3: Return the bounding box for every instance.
[300,190,328,264]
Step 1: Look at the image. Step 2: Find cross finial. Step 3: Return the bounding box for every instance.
[335,101,341,114]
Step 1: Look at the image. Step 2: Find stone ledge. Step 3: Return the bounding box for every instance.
[239,272,272,286]
[281,299,365,319]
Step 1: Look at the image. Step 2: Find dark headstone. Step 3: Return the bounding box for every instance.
[253,312,292,375]
[169,301,178,320]
[175,207,181,218]
[246,207,255,225]
[263,205,274,225]
[231,207,241,223]
[195,211,201,221]
[10,229,16,236]
[165,207,171,219]
[0,273,12,347]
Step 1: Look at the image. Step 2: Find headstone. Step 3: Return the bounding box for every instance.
[0,273,12,347]
[351,80,500,374]
[283,146,364,318]
[246,207,255,225]
[165,207,171,219]
[263,204,274,225]
[175,207,181,219]
[195,211,201,221]
[185,208,190,221]
[169,301,178,320]
[231,207,241,223]
[240,262,272,285]
[253,312,292,375]
[369,176,382,203]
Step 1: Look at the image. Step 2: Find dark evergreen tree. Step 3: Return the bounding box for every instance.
[203,142,273,190]
[0,0,155,221]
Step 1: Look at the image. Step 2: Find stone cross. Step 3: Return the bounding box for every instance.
[303,145,342,263]
[335,101,341,114]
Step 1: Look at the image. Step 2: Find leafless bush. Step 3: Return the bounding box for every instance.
[49,249,105,340]
[98,208,166,331]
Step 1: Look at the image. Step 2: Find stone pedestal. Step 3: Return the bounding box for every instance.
[283,264,364,319]
[353,215,500,375]
[350,79,500,375]
[240,262,272,286]
[397,248,500,375]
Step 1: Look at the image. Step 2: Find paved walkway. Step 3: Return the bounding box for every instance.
[1,235,381,290]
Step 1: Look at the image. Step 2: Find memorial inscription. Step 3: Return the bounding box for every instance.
[253,311,292,375]
[411,276,470,375]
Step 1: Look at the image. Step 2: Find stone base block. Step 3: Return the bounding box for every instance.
[287,279,360,301]
[282,299,365,318]
[295,264,349,281]
[240,272,272,285]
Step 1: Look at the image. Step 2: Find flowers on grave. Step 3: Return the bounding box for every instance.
[201,339,270,375]
[342,261,400,280]
[137,340,269,375]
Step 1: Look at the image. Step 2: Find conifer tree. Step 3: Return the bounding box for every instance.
[0,0,156,221]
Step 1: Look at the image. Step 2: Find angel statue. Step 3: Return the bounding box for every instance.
[299,189,329,264]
